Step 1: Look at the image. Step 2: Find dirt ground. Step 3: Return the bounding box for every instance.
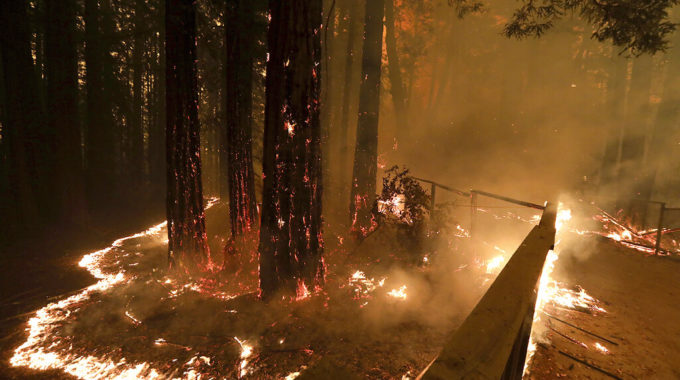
[528,236,680,379]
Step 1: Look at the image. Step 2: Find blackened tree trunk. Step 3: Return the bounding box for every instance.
[259,0,324,299]
[0,0,45,229]
[130,0,146,188]
[45,0,87,223]
[223,0,258,237]
[149,0,166,195]
[166,0,210,272]
[85,0,117,207]
[338,0,360,199]
[349,0,384,233]
[384,0,408,137]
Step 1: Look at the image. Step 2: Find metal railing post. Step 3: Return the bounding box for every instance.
[430,183,436,212]
[655,203,666,255]
[470,190,478,244]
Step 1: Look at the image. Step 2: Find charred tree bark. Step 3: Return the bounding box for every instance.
[259,0,324,299]
[384,0,408,137]
[85,0,117,208]
[130,0,146,188]
[165,0,211,272]
[149,0,166,195]
[223,0,258,237]
[338,0,360,202]
[349,0,384,233]
[0,0,45,229]
[45,0,87,224]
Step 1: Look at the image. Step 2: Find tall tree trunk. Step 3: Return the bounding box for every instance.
[619,56,653,223]
[636,35,680,213]
[149,0,166,196]
[598,56,628,193]
[349,0,384,233]
[165,0,210,272]
[45,0,87,224]
[259,0,324,299]
[223,0,258,237]
[130,0,146,188]
[384,0,407,138]
[0,0,45,230]
[338,0,360,204]
[85,0,117,208]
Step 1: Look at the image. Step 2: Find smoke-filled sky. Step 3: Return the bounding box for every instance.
[319,0,680,208]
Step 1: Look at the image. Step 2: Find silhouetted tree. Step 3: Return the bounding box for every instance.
[349,0,384,234]
[0,0,46,230]
[385,0,408,136]
[130,0,146,188]
[338,0,361,191]
[45,0,88,224]
[165,0,211,272]
[259,0,324,299]
[505,0,679,56]
[223,0,258,237]
[85,0,117,207]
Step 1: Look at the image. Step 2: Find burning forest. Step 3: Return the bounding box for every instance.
[3,0,680,379]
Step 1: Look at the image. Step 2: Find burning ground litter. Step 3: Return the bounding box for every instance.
[8,199,493,379]
[9,197,677,379]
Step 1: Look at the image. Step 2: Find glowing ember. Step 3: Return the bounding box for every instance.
[348,270,386,300]
[377,194,407,220]
[485,255,506,274]
[594,342,610,354]
[234,337,254,378]
[454,224,470,238]
[387,285,408,300]
[296,280,311,301]
[285,367,307,380]
[607,230,632,242]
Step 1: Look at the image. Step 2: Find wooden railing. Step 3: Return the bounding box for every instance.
[418,203,556,379]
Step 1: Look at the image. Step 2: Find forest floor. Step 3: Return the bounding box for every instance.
[1,201,679,379]
[0,201,165,379]
[527,236,680,379]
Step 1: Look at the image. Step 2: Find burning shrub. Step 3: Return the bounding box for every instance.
[374,166,431,260]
